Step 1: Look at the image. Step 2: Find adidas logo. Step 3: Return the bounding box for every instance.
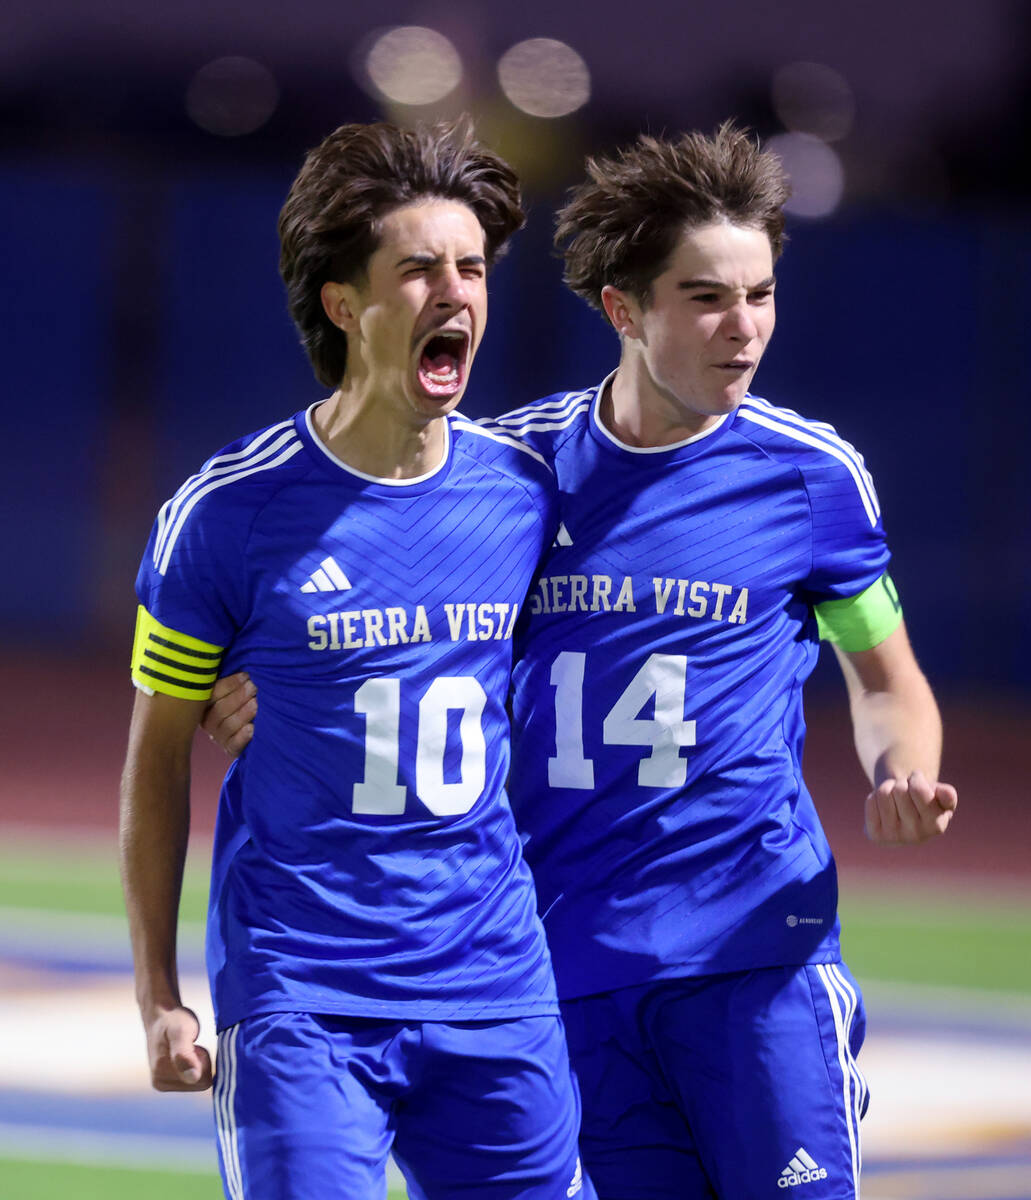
[553,522,573,548]
[777,1147,828,1189]
[300,556,352,593]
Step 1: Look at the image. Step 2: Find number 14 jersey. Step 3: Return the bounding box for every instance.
[490,381,890,1000]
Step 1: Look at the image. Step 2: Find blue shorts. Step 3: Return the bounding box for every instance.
[561,963,868,1200]
[212,1011,594,1200]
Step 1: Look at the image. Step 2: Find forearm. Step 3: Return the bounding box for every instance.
[847,667,942,787]
[119,695,197,1020]
[835,625,956,843]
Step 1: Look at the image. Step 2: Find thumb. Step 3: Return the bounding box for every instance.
[905,769,934,801]
[167,1015,203,1083]
[172,1042,202,1084]
[176,1059,201,1085]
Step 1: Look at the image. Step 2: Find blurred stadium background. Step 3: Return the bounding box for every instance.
[1,1,1029,1196]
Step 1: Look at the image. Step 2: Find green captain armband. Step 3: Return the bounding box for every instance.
[131,605,224,700]
[814,573,902,652]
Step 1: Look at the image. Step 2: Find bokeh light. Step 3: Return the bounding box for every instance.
[766,132,846,218]
[364,26,463,106]
[185,57,279,137]
[497,38,590,118]
[772,61,856,143]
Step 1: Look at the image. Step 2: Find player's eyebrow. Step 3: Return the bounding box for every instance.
[677,275,776,291]
[395,252,487,269]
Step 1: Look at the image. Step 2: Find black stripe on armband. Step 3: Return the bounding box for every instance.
[137,665,215,692]
[148,633,223,660]
[142,649,220,678]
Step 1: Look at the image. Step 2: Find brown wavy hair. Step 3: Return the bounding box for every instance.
[279,117,525,388]
[555,122,790,314]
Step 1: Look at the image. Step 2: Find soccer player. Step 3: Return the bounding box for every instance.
[205,124,958,1198]
[119,119,592,1200]
[487,124,958,1199]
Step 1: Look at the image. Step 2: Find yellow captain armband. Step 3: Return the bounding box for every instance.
[814,573,903,652]
[131,605,224,701]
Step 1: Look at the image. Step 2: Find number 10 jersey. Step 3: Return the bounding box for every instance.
[490,381,891,1000]
[133,404,561,1029]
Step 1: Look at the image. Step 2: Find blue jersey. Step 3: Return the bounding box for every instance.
[487,381,890,1000]
[134,404,561,1029]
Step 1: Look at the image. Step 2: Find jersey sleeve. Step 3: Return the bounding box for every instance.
[800,441,891,604]
[132,481,250,696]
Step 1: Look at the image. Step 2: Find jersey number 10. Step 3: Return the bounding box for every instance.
[548,651,696,789]
[352,676,487,817]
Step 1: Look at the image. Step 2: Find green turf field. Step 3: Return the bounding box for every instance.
[1,834,1028,1198]
[2,837,1027,994]
[0,1157,408,1199]
[0,837,211,924]
[839,884,1031,995]
[0,1158,226,1200]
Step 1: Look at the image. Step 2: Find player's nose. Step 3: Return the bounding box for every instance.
[725,302,759,341]
[433,263,470,309]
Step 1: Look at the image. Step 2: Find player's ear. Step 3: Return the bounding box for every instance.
[321,281,362,334]
[601,285,642,342]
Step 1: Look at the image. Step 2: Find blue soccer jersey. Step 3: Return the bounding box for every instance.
[486,379,890,1000]
[133,404,561,1029]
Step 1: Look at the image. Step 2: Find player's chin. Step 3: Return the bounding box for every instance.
[715,379,751,412]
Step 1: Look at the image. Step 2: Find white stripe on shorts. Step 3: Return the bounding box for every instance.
[815,964,864,1196]
[215,1024,245,1200]
[825,964,868,1162]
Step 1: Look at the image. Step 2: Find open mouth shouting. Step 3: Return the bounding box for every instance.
[415,328,471,400]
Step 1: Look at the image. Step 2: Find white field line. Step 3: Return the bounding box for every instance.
[0,972,214,1093]
[860,1030,1031,1158]
[0,970,1029,1162]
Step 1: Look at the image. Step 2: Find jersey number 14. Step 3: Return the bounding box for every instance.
[548,651,696,789]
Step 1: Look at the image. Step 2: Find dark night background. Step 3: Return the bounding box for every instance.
[2,0,1029,703]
